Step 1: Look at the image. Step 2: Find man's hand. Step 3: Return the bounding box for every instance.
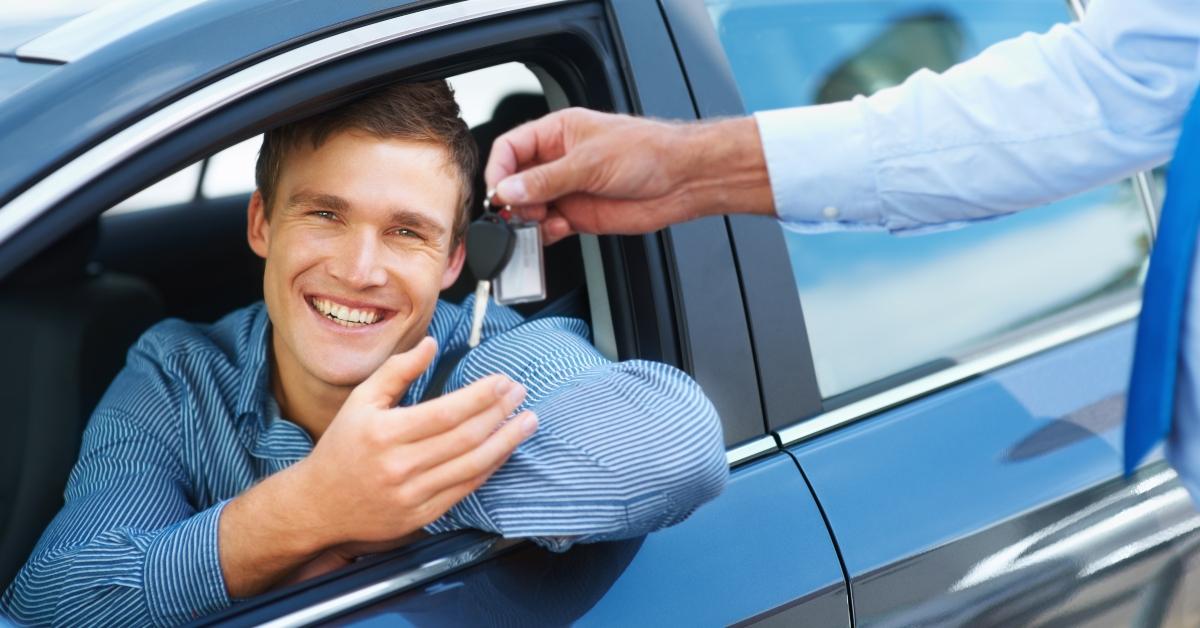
[485,108,776,244]
[218,337,536,597]
[294,337,536,544]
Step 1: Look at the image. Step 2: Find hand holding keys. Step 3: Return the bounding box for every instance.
[466,191,547,347]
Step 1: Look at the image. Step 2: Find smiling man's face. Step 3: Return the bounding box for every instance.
[247,129,466,390]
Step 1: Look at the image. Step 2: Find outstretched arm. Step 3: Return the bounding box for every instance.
[485,0,1199,237]
[426,312,729,550]
[759,0,1198,233]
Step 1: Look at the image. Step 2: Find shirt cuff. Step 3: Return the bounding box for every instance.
[144,499,233,627]
[754,101,884,231]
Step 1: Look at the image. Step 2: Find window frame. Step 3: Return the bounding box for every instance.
[0,0,776,618]
[0,1,787,624]
[0,0,770,455]
[662,0,1157,444]
[0,2,622,624]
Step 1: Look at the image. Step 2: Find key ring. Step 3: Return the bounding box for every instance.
[484,188,512,221]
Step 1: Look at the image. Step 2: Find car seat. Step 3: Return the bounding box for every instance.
[0,221,164,589]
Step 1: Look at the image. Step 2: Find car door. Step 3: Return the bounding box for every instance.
[667,0,1200,624]
[200,3,848,626]
[0,1,850,626]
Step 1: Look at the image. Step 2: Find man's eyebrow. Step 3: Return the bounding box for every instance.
[285,192,447,237]
[285,191,350,211]
[389,209,447,238]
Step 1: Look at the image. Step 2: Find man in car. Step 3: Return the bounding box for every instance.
[0,81,728,626]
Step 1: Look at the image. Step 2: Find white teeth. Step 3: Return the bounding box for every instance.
[311,298,382,326]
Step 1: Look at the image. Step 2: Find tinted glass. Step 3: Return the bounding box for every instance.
[708,0,1151,398]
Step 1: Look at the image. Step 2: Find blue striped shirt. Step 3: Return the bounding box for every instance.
[1,296,728,626]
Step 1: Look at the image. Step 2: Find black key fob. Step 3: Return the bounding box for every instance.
[467,213,515,280]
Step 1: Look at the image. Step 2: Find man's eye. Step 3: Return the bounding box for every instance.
[310,210,338,221]
[392,228,423,239]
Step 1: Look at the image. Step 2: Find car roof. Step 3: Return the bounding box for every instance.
[0,0,427,206]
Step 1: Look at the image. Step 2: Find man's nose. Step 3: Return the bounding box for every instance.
[328,228,388,288]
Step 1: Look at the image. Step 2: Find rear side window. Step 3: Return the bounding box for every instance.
[707,0,1151,398]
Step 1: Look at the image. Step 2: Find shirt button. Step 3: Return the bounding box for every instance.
[822,206,840,220]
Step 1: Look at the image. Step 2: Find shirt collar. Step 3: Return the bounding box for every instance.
[228,304,312,460]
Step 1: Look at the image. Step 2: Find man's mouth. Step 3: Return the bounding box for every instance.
[308,296,385,328]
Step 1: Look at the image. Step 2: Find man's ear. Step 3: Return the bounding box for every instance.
[441,240,466,289]
[247,190,270,259]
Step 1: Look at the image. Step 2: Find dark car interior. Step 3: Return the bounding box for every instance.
[0,83,588,590]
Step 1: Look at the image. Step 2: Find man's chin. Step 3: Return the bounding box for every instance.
[308,357,387,390]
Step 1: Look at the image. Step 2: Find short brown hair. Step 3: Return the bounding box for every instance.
[255,80,478,246]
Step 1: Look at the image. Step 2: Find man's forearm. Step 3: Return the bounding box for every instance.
[678,117,777,221]
[218,463,331,598]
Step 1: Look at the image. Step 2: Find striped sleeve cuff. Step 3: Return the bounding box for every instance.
[143,500,232,627]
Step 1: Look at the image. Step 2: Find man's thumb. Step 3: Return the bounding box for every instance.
[356,337,438,407]
[497,155,587,206]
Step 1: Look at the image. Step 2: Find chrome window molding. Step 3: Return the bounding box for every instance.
[260,536,522,627]
[726,435,777,466]
[1134,171,1160,239]
[1066,0,1161,241]
[0,0,571,247]
[777,300,1140,448]
[260,435,779,626]
[1065,0,1087,20]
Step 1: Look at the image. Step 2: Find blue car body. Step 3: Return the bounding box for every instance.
[0,1,1197,626]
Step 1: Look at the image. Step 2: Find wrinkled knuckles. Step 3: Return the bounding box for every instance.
[394,485,425,510]
[424,404,458,430]
[382,458,416,484]
[463,453,496,478]
[363,420,395,450]
[453,422,490,451]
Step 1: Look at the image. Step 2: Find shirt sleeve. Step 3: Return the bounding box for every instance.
[423,314,729,552]
[0,341,231,627]
[758,0,1200,233]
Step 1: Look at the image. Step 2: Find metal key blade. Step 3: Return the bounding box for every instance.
[468,280,489,348]
[465,193,516,349]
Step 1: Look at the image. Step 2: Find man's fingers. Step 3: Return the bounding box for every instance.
[418,450,511,525]
[353,337,438,408]
[485,113,566,190]
[495,155,589,207]
[406,411,537,498]
[391,374,525,442]
[510,203,548,224]
[542,214,575,245]
[402,386,526,474]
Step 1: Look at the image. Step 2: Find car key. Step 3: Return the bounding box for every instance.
[466,191,516,347]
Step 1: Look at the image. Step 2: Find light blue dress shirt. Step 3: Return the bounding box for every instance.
[0,297,727,626]
[755,0,1200,492]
